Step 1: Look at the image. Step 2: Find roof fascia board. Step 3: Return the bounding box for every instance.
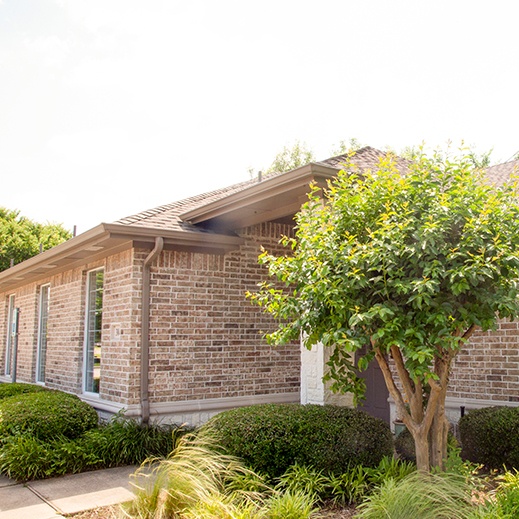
[103,223,244,251]
[0,223,244,292]
[180,162,339,225]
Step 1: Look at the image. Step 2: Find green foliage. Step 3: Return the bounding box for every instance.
[365,455,416,488]
[264,141,315,174]
[0,413,188,481]
[250,148,519,397]
[0,207,71,271]
[264,490,318,519]
[276,463,329,503]
[80,415,188,467]
[207,404,393,479]
[0,435,54,480]
[249,146,519,471]
[0,382,48,400]
[331,138,365,156]
[459,406,519,469]
[0,390,98,441]
[328,464,370,505]
[126,430,269,519]
[486,469,519,518]
[356,472,480,519]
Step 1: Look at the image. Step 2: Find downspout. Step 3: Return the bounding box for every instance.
[141,237,164,424]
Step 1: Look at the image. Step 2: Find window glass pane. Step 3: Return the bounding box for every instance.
[5,295,15,376]
[36,285,50,383]
[84,270,103,393]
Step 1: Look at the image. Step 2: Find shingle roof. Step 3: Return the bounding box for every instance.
[115,179,256,231]
[485,159,519,186]
[317,146,411,171]
[114,147,410,231]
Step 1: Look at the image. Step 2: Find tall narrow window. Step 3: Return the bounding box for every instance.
[84,269,104,393]
[36,285,50,383]
[5,295,15,376]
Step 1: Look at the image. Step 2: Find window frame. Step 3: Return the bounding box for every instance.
[4,294,15,377]
[83,268,104,395]
[36,284,50,384]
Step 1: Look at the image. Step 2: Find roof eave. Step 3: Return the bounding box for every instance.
[0,223,244,292]
[179,162,340,225]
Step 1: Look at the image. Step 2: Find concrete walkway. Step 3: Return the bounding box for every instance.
[0,466,138,519]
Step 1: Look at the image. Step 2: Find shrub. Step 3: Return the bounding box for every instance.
[0,390,98,441]
[206,404,393,479]
[0,435,101,481]
[0,382,48,400]
[0,413,190,481]
[459,406,519,469]
[79,416,190,467]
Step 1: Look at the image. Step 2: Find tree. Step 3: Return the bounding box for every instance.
[264,141,315,174]
[0,208,72,272]
[248,149,519,472]
[330,137,364,156]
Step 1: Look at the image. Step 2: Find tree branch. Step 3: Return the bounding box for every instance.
[389,344,415,404]
[373,347,410,423]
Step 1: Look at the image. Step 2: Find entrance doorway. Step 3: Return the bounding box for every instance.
[356,350,390,423]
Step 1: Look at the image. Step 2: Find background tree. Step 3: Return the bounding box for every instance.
[248,149,519,472]
[0,208,72,272]
[264,140,315,174]
[330,137,364,156]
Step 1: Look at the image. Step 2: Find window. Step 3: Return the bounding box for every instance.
[4,295,15,376]
[84,269,104,393]
[36,285,50,383]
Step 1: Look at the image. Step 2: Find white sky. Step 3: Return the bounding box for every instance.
[1,0,518,235]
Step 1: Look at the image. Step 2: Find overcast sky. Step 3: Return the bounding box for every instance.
[1,0,518,234]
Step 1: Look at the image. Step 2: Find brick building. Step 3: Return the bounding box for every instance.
[1,147,518,426]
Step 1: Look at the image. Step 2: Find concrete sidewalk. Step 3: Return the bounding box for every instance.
[0,465,138,519]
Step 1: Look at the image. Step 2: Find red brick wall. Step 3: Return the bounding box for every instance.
[0,249,141,406]
[0,223,300,416]
[449,320,519,403]
[146,222,300,404]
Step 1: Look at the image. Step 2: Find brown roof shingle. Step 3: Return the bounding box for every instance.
[485,159,519,186]
[112,147,409,232]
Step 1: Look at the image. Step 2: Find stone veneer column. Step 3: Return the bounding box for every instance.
[300,342,325,404]
[300,341,354,407]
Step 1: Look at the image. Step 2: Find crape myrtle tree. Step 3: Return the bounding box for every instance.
[248,148,519,472]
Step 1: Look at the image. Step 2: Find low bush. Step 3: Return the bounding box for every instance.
[0,415,189,481]
[206,404,393,479]
[0,434,101,481]
[0,390,98,441]
[0,382,48,400]
[79,416,189,467]
[459,406,519,469]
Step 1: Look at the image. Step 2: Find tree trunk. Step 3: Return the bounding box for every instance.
[429,394,450,469]
[413,428,431,471]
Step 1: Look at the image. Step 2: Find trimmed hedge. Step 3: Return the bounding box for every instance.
[207,404,393,478]
[0,390,98,441]
[0,382,48,400]
[459,406,519,469]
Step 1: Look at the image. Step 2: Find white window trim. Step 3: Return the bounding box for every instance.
[82,268,104,395]
[5,294,15,377]
[36,284,50,384]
